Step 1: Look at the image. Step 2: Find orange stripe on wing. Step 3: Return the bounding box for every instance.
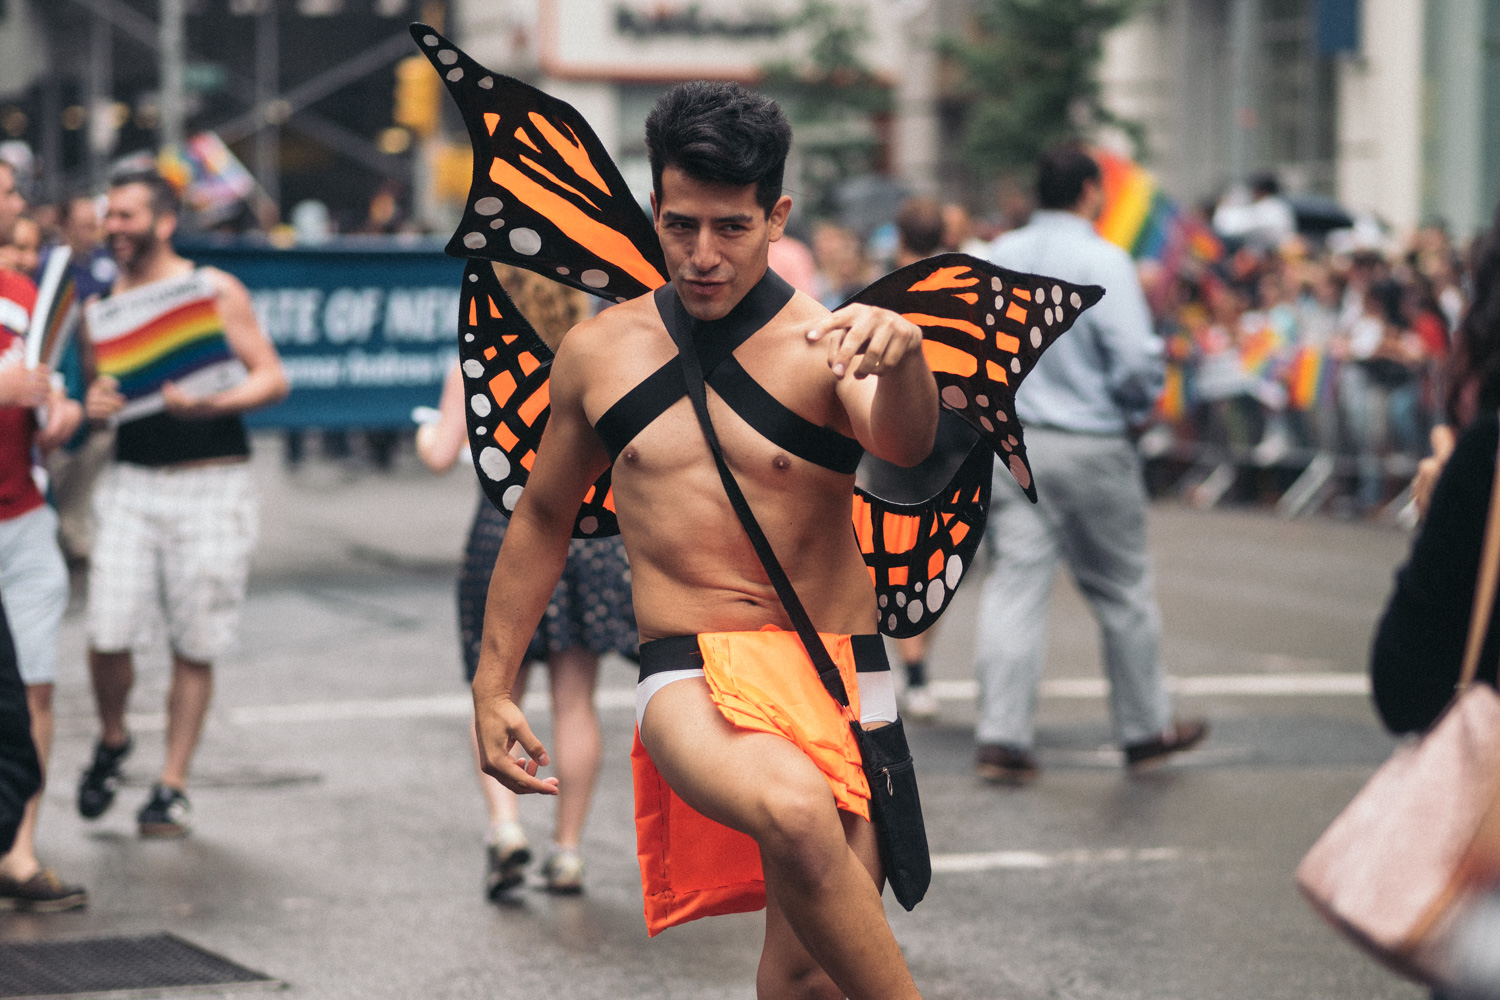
[903,313,984,340]
[520,155,600,211]
[529,113,611,196]
[921,340,979,377]
[907,265,978,292]
[515,127,541,152]
[489,158,666,291]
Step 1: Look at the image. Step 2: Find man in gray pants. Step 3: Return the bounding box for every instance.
[974,143,1207,784]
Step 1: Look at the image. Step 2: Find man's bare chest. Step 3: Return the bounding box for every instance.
[581,325,860,481]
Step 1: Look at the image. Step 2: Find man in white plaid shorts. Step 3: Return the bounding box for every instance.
[78,171,287,838]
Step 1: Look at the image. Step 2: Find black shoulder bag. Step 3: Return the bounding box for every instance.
[661,288,932,910]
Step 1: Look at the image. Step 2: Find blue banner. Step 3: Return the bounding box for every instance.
[184,239,465,428]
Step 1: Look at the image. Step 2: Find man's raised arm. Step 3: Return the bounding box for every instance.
[809,304,938,467]
[470,326,612,795]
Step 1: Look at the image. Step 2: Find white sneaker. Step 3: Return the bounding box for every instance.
[542,848,584,894]
[903,684,940,722]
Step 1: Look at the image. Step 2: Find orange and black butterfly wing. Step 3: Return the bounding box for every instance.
[411,24,667,302]
[845,252,1104,501]
[856,418,992,637]
[458,261,618,537]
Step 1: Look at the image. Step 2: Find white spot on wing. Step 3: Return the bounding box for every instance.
[462,359,484,378]
[578,516,598,534]
[907,600,923,623]
[475,196,503,215]
[478,77,494,90]
[478,447,510,480]
[509,228,542,255]
[470,394,492,417]
[580,269,609,288]
[446,68,463,82]
[926,579,945,613]
[1030,326,1042,348]
[438,49,458,65]
[503,485,523,510]
[946,554,964,588]
[463,232,486,249]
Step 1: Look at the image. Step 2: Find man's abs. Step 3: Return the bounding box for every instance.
[608,407,877,640]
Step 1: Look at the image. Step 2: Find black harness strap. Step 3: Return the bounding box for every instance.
[660,280,851,707]
[590,271,863,473]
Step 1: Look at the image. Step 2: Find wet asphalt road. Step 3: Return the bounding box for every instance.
[2,439,1425,1000]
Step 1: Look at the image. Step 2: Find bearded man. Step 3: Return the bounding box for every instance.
[78,170,286,838]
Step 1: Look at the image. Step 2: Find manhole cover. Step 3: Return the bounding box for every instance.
[0,932,280,999]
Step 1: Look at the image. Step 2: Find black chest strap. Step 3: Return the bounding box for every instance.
[590,271,863,474]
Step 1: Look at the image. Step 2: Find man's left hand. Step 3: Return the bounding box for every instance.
[807,304,923,380]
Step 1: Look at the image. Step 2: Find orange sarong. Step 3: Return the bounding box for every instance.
[631,627,873,936]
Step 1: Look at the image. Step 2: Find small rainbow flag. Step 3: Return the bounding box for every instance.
[1156,363,1188,424]
[25,246,78,370]
[1238,324,1282,379]
[87,271,245,423]
[1286,346,1329,412]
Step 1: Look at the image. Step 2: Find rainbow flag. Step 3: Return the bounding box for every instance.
[1095,149,1158,256]
[1156,363,1188,423]
[87,271,245,423]
[158,132,257,226]
[1286,346,1330,412]
[24,246,78,370]
[1094,149,1223,269]
[1238,324,1282,379]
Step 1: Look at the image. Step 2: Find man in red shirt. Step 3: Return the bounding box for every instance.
[0,157,86,911]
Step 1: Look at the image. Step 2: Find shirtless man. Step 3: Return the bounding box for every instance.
[473,84,935,999]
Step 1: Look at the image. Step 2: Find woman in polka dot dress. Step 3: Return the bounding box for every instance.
[418,266,637,898]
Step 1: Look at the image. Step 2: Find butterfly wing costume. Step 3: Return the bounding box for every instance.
[412,25,1103,638]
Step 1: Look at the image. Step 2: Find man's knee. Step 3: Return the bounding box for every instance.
[754,779,842,878]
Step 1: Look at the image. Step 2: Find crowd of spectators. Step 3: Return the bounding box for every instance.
[799,182,1475,517]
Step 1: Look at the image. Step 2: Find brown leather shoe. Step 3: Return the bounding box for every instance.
[0,868,88,912]
[975,743,1040,785]
[1124,719,1209,770]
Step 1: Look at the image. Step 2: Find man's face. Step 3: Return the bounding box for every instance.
[0,166,26,245]
[9,218,39,276]
[653,166,791,321]
[105,183,171,274]
[64,198,101,255]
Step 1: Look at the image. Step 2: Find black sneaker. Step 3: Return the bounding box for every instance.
[77,737,132,819]
[137,784,191,838]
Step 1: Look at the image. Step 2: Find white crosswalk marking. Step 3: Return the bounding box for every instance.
[929,847,1183,873]
[118,672,1367,733]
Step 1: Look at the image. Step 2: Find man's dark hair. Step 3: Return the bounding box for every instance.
[1035,143,1101,211]
[109,169,181,218]
[896,196,944,257]
[645,81,792,215]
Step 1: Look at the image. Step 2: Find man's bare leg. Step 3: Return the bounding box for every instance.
[642,678,920,1000]
[0,684,54,881]
[88,649,134,748]
[160,654,212,790]
[759,811,884,1000]
[546,647,601,850]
